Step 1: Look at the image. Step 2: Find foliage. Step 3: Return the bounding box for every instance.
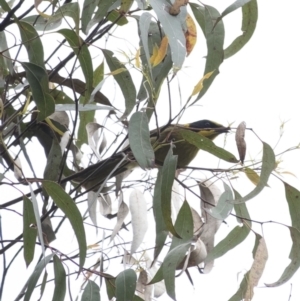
[0,0,299,301]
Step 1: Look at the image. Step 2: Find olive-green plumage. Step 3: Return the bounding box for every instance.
[69,120,229,191]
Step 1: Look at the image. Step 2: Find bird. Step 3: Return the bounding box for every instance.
[67,120,229,191]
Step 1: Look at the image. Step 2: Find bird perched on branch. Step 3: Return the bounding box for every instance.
[67,120,229,191]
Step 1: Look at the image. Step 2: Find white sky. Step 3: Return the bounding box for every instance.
[1,0,300,300]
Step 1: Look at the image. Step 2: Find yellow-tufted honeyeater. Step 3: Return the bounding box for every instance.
[69,120,229,191]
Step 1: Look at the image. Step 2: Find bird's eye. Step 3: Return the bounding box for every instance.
[205,122,211,127]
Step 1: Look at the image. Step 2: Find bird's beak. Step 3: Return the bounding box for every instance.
[215,126,230,133]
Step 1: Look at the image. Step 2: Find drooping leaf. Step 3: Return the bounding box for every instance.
[233,142,275,203]
[194,5,224,101]
[283,182,300,231]
[129,189,148,253]
[128,111,155,169]
[102,49,136,117]
[228,271,250,301]
[24,254,54,301]
[265,226,300,287]
[115,269,137,301]
[0,31,13,74]
[224,0,258,59]
[149,0,186,70]
[23,196,37,267]
[235,121,246,164]
[221,0,252,20]
[82,0,100,34]
[58,29,93,104]
[43,181,87,271]
[18,21,44,68]
[189,3,205,35]
[21,62,55,121]
[85,0,119,34]
[153,168,168,261]
[81,280,100,301]
[161,146,180,238]
[180,130,238,163]
[52,255,66,301]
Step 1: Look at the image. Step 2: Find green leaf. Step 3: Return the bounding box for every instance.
[24,254,54,301]
[21,62,55,121]
[161,146,180,238]
[163,243,191,300]
[82,0,100,34]
[221,0,252,19]
[180,130,238,163]
[23,196,37,267]
[43,181,87,271]
[85,0,119,34]
[204,225,250,263]
[224,0,258,59]
[52,255,66,301]
[44,138,62,181]
[106,10,128,26]
[58,29,93,104]
[115,269,137,301]
[228,271,250,301]
[189,3,205,36]
[105,278,116,300]
[81,280,100,301]
[284,182,300,231]
[194,5,224,101]
[265,226,300,287]
[18,21,44,68]
[233,142,275,203]
[102,49,136,117]
[153,168,168,261]
[128,111,155,169]
[233,189,251,226]
[149,0,186,69]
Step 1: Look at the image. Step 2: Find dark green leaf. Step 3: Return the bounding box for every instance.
[194,5,224,101]
[105,278,116,300]
[204,225,250,263]
[284,182,300,231]
[106,10,128,26]
[180,130,238,163]
[21,62,55,121]
[85,0,119,34]
[58,29,93,104]
[23,196,37,267]
[82,280,100,301]
[228,271,250,301]
[153,168,168,261]
[224,0,258,59]
[52,255,66,301]
[233,189,251,226]
[115,269,137,301]
[102,49,136,118]
[189,3,205,35]
[82,0,100,34]
[43,181,87,271]
[266,226,300,287]
[163,243,191,300]
[128,111,155,169]
[161,146,180,238]
[221,0,252,19]
[24,254,54,301]
[44,137,62,181]
[18,21,44,68]
[233,142,275,203]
